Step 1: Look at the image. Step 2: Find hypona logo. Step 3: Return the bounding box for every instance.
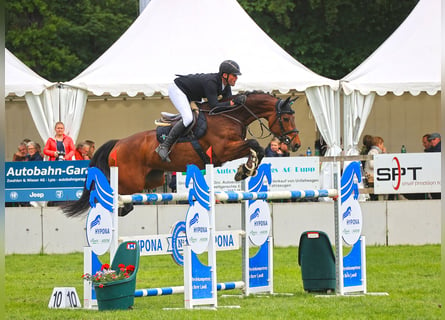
[189,213,199,227]
[342,206,352,220]
[90,215,101,228]
[250,208,260,221]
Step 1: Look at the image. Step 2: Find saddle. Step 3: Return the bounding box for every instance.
[155,102,210,164]
[155,102,207,143]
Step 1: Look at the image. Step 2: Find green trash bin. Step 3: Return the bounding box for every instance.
[298,231,336,293]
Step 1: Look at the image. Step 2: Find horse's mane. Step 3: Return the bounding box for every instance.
[243,90,274,97]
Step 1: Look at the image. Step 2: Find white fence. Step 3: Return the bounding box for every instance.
[5,199,440,254]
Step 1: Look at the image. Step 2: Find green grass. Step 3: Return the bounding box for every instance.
[6,245,441,319]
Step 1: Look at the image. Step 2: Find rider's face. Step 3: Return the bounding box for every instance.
[223,73,238,86]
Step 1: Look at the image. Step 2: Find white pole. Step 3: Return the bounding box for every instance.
[334,161,344,295]
[206,164,218,307]
[110,166,119,262]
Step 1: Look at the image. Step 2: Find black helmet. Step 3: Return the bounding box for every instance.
[219,60,241,76]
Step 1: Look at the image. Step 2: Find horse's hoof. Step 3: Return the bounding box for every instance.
[234,171,248,181]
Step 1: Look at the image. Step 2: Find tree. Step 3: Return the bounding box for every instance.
[238,0,418,78]
[6,0,138,81]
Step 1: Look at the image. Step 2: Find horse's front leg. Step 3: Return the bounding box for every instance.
[234,140,265,181]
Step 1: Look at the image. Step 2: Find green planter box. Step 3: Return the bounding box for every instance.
[94,278,136,311]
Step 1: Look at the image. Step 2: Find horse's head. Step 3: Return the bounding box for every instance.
[234,91,301,152]
[254,94,301,152]
[273,96,301,152]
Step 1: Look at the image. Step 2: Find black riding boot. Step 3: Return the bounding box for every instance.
[155,121,187,162]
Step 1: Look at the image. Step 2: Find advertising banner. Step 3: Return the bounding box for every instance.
[5,161,89,202]
[374,153,440,194]
[176,157,320,193]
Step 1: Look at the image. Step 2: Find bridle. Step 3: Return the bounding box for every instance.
[243,96,299,146]
[207,94,299,145]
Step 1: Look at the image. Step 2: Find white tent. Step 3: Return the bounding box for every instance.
[5,48,53,97]
[340,0,441,155]
[67,0,338,96]
[5,48,87,144]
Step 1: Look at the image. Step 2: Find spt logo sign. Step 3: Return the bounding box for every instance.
[376,156,422,191]
[373,153,439,194]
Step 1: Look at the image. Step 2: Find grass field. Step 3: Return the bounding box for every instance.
[5,245,441,319]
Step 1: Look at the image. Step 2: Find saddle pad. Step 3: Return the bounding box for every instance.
[156,111,207,143]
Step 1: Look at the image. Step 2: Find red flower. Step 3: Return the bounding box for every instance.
[118,263,125,269]
[99,284,104,288]
[126,265,135,272]
[101,263,110,271]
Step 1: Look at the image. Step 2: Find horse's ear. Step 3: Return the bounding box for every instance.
[290,96,299,104]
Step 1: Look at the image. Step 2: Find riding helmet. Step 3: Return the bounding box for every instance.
[219,60,242,76]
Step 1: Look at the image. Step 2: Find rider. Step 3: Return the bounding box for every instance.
[156,60,247,162]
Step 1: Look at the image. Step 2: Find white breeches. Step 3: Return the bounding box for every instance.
[168,83,193,127]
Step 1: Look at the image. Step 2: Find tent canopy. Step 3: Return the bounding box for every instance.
[5,48,54,97]
[67,0,338,97]
[341,0,441,96]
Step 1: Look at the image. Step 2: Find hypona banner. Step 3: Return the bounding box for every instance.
[373,153,440,194]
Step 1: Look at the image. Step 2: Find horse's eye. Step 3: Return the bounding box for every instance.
[283,117,290,122]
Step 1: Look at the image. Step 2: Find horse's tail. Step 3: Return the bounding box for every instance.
[61,139,119,218]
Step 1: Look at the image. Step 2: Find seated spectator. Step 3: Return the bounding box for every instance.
[422,134,431,152]
[265,137,289,157]
[12,142,28,161]
[360,134,373,155]
[426,133,441,152]
[85,140,96,159]
[26,141,43,161]
[314,137,327,156]
[74,141,91,160]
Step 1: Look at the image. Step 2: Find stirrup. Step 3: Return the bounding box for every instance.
[155,144,171,162]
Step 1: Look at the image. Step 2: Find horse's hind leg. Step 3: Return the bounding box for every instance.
[234,140,265,181]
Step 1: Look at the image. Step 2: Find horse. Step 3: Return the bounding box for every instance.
[62,91,301,217]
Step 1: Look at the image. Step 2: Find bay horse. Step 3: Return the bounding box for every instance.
[62,91,301,217]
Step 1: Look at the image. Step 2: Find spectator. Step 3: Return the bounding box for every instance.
[43,121,75,161]
[85,140,96,159]
[364,136,386,200]
[314,137,327,156]
[427,132,441,152]
[26,141,43,161]
[12,141,28,161]
[360,134,373,155]
[265,137,289,157]
[74,141,91,160]
[422,134,431,152]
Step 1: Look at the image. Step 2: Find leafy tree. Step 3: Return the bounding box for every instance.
[238,0,418,78]
[6,0,138,81]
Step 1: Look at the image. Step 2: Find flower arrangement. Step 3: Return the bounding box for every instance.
[82,263,136,288]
